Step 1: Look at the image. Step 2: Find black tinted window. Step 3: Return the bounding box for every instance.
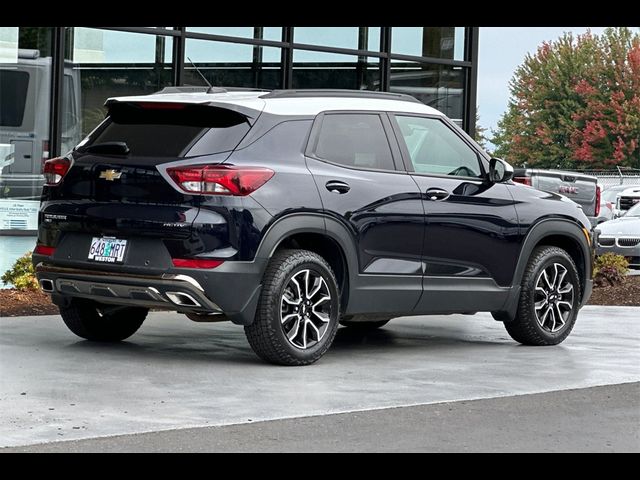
[395,115,482,178]
[315,114,395,170]
[0,71,29,127]
[83,103,250,157]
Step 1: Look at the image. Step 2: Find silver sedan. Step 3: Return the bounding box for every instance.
[595,202,640,269]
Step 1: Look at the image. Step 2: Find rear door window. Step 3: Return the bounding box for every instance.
[0,71,29,127]
[313,113,396,171]
[81,103,250,157]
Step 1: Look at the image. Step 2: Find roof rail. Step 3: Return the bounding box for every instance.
[259,89,421,104]
[156,86,271,95]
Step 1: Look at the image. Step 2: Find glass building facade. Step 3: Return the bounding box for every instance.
[0,26,478,241]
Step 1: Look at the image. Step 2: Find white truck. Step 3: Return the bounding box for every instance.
[615,186,640,217]
[0,48,81,201]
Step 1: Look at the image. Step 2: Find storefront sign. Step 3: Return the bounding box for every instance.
[0,199,39,231]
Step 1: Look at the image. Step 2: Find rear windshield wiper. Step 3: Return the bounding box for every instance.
[79,142,130,155]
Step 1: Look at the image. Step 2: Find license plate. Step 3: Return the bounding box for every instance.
[88,237,127,263]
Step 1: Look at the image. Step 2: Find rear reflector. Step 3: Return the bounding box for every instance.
[513,176,532,186]
[167,165,274,196]
[172,258,224,269]
[43,157,72,185]
[34,244,55,256]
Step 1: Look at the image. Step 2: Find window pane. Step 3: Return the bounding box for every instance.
[390,62,466,126]
[85,104,250,157]
[0,27,53,208]
[316,114,394,171]
[391,27,465,60]
[292,52,380,90]
[0,71,29,126]
[63,28,174,145]
[184,38,281,89]
[395,116,480,177]
[294,27,380,52]
[186,27,282,42]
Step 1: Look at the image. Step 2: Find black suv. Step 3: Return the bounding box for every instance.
[34,88,594,365]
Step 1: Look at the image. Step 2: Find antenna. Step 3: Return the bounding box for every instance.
[187,57,214,93]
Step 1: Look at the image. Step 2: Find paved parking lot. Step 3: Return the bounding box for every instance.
[1,306,639,449]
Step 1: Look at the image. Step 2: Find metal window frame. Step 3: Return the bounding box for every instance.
[47,26,478,157]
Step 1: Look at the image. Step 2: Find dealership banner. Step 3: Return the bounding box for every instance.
[0,199,39,231]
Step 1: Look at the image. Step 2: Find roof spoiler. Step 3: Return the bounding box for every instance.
[103,98,262,126]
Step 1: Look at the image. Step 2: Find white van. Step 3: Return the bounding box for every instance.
[0,49,81,201]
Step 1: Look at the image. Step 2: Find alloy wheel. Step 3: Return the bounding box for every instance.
[534,263,575,333]
[280,269,332,349]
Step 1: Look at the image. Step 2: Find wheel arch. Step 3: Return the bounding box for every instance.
[254,213,359,311]
[494,219,592,322]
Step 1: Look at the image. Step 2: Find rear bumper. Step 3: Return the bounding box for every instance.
[34,259,267,325]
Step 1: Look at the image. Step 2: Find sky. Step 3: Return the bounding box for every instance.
[477,27,611,149]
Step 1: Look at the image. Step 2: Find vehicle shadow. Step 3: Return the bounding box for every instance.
[61,319,529,367]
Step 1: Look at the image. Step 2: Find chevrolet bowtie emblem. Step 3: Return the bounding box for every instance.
[99,169,122,181]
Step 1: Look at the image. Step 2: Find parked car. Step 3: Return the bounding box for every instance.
[615,186,640,218]
[0,49,81,201]
[595,202,640,269]
[513,168,600,227]
[600,185,634,222]
[33,88,594,365]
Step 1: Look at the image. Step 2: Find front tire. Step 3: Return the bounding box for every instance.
[59,298,148,342]
[244,249,340,366]
[504,246,581,346]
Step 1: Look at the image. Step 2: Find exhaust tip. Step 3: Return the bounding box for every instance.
[166,291,201,307]
[40,279,54,293]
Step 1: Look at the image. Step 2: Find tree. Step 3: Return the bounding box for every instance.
[474,109,490,152]
[492,27,640,169]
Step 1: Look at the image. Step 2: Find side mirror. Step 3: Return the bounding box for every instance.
[489,157,514,183]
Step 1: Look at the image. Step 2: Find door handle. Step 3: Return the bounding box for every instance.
[325,180,350,194]
[425,188,450,201]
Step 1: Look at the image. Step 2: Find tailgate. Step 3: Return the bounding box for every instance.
[532,170,598,216]
[39,101,257,261]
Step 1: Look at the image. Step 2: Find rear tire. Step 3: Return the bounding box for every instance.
[504,246,581,346]
[59,299,147,342]
[244,249,340,366]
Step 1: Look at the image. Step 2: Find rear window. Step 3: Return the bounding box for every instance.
[0,70,29,127]
[82,102,250,157]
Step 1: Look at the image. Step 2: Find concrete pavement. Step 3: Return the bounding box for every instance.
[1,306,639,448]
[5,383,638,452]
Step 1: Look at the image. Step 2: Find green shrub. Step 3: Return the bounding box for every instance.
[1,251,38,291]
[594,253,629,287]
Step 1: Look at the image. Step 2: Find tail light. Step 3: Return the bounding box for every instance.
[34,244,55,256]
[166,165,274,196]
[43,157,72,185]
[595,185,601,217]
[513,176,532,186]
[172,258,224,269]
